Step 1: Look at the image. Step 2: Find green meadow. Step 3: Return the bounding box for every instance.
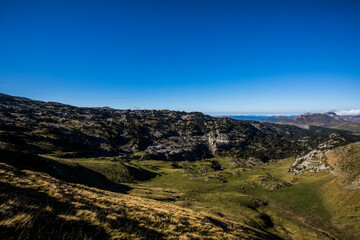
[44,148,360,240]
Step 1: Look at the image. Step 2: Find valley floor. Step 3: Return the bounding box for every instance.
[128,157,360,240]
[1,146,360,239]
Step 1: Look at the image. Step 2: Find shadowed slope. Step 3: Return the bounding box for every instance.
[0,161,282,240]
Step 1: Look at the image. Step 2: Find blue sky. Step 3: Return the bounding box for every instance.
[0,0,359,114]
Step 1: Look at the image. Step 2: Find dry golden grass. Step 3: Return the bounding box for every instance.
[0,162,280,240]
[326,141,360,188]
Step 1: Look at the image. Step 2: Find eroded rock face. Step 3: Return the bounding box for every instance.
[207,131,230,154]
[291,150,331,174]
[290,149,332,175]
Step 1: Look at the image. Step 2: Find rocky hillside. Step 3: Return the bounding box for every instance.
[290,141,360,189]
[0,93,358,162]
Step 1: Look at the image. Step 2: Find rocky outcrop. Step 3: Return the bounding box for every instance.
[207,130,230,154]
[257,174,292,191]
[230,157,263,168]
[291,150,332,175]
[289,134,349,175]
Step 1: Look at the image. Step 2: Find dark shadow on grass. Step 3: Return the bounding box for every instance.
[126,164,159,182]
[0,180,165,239]
[0,181,111,240]
[0,149,132,193]
[205,216,228,231]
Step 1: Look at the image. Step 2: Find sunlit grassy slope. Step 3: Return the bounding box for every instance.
[0,161,281,240]
[41,154,159,184]
[127,153,360,239]
[326,141,360,187]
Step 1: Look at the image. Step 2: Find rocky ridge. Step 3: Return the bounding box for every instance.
[1,93,358,162]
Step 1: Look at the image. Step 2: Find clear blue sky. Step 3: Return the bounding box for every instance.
[1,0,359,114]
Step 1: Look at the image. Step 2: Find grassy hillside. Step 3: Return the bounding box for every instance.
[127,154,360,239]
[0,160,283,240]
[40,155,159,184]
[326,141,360,187]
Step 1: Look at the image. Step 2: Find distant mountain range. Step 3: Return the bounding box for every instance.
[268,112,360,132]
[215,115,279,121]
[222,112,360,132]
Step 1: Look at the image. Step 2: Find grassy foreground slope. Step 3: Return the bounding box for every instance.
[1,142,359,239]
[0,160,282,240]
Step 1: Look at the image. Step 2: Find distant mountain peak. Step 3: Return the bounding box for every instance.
[326,111,337,116]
